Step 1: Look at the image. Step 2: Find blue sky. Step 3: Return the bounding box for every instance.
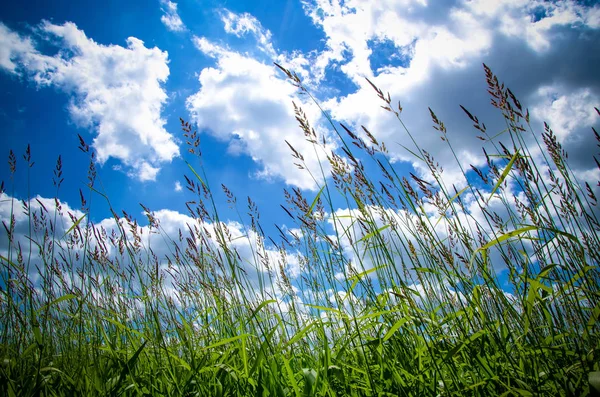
[1,0,599,298]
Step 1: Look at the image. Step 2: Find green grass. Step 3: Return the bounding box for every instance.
[1,64,599,396]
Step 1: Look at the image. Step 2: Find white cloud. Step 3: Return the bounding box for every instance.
[192,36,226,58]
[297,0,600,189]
[188,35,335,191]
[466,0,600,52]
[41,22,179,178]
[220,9,275,56]
[0,23,38,73]
[160,0,186,32]
[174,181,183,192]
[531,86,599,143]
[0,21,179,182]
[130,161,160,182]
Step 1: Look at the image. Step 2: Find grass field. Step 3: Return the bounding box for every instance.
[1,64,599,396]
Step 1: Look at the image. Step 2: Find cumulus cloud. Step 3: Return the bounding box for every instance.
[187,33,336,191]
[160,0,186,32]
[297,0,600,189]
[0,21,179,182]
[531,85,599,143]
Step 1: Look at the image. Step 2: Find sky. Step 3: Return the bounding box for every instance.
[1,0,600,302]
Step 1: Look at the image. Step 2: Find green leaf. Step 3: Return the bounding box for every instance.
[444,329,486,362]
[585,302,600,339]
[509,388,534,396]
[247,299,277,325]
[383,318,410,342]
[36,294,77,316]
[0,254,20,271]
[305,304,343,316]
[302,368,317,397]
[185,161,207,188]
[111,340,147,395]
[589,371,600,392]
[356,309,395,322]
[203,333,251,350]
[356,224,390,244]
[285,321,316,349]
[62,214,87,239]
[168,353,191,371]
[537,264,558,280]
[32,324,43,347]
[347,264,388,297]
[306,185,326,217]
[282,356,301,396]
[434,185,469,227]
[470,225,538,268]
[102,316,143,338]
[395,142,424,161]
[488,149,520,203]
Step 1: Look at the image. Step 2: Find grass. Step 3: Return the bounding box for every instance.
[1,63,599,396]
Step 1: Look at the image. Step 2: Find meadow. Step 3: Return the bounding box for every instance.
[1,64,599,396]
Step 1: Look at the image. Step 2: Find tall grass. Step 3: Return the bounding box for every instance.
[1,64,599,396]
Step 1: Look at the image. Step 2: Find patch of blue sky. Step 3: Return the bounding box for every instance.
[529,5,548,23]
[368,38,413,74]
[317,48,358,98]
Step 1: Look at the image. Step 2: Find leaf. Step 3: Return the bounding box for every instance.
[444,329,486,362]
[537,264,558,280]
[383,318,410,342]
[356,309,395,321]
[169,353,191,371]
[348,264,387,283]
[0,255,19,269]
[487,149,519,203]
[111,340,147,395]
[102,316,143,338]
[247,299,277,326]
[589,371,600,392]
[282,356,301,396]
[62,214,87,239]
[32,323,43,347]
[395,142,424,161]
[328,365,345,385]
[345,265,388,302]
[185,161,207,188]
[285,321,316,349]
[434,186,469,227]
[202,333,251,350]
[356,224,390,244]
[305,304,343,316]
[250,323,280,377]
[307,185,326,217]
[585,301,600,339]
[302,368,317,397]
[470,225,538,268]
[36,294,77,316]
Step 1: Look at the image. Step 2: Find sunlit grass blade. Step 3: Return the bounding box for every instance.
[487,149,520,203]
[61,213,86,239]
